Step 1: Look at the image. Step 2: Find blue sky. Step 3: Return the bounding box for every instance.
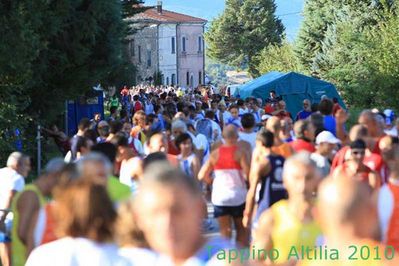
[144,0,304,40]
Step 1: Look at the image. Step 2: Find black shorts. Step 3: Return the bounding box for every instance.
[213,202,245,218]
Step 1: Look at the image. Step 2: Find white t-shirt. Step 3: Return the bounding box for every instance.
[119,157,142,193]
[0,167,25,210]
[26,237,130,266]
[310,153,331,178]
[238,132,257,150]
[119,247,158,265]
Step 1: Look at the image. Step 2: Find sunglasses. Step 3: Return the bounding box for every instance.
[352,150,365,155]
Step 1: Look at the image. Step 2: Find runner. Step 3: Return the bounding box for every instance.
[290,119,316,153]
[175,133,201,180]
[0,152,30,266]
[198,125,250,247]
[11,158,64,266]
[266,116,294,158]
[311,131,341,177]
[252,152,322,265]
[332,139,381,190]
[243,130,286,230]
[238,113,257,150]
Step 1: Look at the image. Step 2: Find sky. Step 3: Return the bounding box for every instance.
[144,0,304,40]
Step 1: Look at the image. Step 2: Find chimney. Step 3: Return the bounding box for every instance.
[157,1,163,14]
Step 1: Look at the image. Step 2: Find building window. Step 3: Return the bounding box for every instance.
[130,39,135,56]
[198,37,202,52]
[147,50,151,67]
[171,37,175,54]
[166,77,169,85]
[199,71,202,85]
[186,72,189,86]
[182,37,186,52]
[190,75,194,87]
[171,74,176,86]
[138,45,141,63]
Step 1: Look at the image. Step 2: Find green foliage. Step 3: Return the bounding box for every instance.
[256,40,304,75]
[0,0,143,163]
[205,0,284,77]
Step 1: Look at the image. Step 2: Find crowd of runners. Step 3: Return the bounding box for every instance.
[1,85,399,265]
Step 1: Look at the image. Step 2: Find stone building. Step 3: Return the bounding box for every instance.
[128,1,207,87]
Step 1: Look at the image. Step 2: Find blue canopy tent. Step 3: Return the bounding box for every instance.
[236,71,345,117]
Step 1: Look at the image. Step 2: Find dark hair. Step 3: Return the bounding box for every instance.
[318,99,334,115]
[270,90,276,94]
[333,97,338,103]
[237,99,245,107]
[311,103,319,113]
[143,152,168,170]
[146,114,157,126]
[133,95,139,101]
[78,118,91,131]
[84,129,98,143]
[241,113,255,129]
[205,110,215,119]
[109,120,123,134]
[110,132,129,147]
[91,142,117,163]
[350,139,366,150]
[175,133,192,152]
[110,106,117,115]
[228,104,238,111]
[256,129,274,148]
[76,137,90,152]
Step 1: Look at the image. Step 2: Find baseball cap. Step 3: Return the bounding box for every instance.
[384,109,395,125]
[316,131,341,145]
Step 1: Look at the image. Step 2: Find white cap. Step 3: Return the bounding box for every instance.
[316,131,341,145]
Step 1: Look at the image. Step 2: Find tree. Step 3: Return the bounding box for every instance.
[205,0,284,77]
[256,40,304,75]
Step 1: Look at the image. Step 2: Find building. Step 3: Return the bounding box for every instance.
[128,1,207,88]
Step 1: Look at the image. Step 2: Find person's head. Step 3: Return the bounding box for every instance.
[39,158,67,196]
[280,117,293,134]
[218,102,226,113]
[122,122,132,136]
[317,177,376,239]
[109,120,123,135]
[256,129,274,149]
[283,152,321,203]
[97,120,110,138]
[76,137,93,158]
[379,135,399,175]
[270,90,276,98]
[109,132,131,162]
[116,198,149,248]
[78,118,91,133]
[76,152,112,185]
[133,95,139,101]
[348,139,367,164]
[241,113,255,130]
[210,101,218,110]
[278,100,286,110]
[171,119,188,138]
[148,131,168,153]
[110,106,118,117]
[91,142,117,165]
[315,131,341,157]
[53,180,116,242]
[293,119,314,141]
[93,113,101,122]
[318,99,334,115]
[133,110,146,128]
[309,113,325,136]
[204,110,215,120]
[134,162,204,262]
[228,104,239,119]
[7,152,30,177]
[358,110,378,137]
[266,116,282,135]
[175,133,193,156]
[303,99,311,111]
[222,124,239,144]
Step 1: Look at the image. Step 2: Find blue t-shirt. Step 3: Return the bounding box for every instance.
[324,115,336,136]
[296,110,312,121]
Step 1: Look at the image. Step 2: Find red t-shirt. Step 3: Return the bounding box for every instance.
[290,139,315,153]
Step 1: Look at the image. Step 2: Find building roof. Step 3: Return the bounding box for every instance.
[132,6,207,24]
